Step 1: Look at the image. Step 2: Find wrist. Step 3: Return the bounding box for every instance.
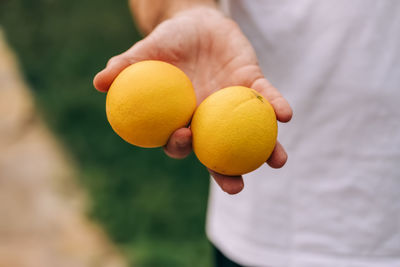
[131,0,219,35]
[168,5,224,22]
[165,2,218,21]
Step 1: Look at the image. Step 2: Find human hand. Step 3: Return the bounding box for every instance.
[93,7,292,194]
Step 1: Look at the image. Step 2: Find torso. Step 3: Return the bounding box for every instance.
[207,1,400,266]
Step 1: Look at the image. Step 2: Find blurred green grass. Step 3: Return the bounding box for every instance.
[0,0,211,266]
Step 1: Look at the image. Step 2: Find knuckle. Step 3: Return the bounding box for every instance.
[107,56,122,66]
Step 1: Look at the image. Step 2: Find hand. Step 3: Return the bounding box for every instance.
[93,7,292,194]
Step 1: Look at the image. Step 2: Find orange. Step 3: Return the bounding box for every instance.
[191,86,277,175]
[106,60,196,148]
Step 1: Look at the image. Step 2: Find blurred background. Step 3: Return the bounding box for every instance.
[0,0,211,266]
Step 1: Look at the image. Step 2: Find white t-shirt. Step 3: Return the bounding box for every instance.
[207,1,400,266]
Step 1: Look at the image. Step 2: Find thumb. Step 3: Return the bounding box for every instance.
[93,40,151,92]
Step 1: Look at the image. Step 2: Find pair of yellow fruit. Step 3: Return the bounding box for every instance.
[106,60,277,176]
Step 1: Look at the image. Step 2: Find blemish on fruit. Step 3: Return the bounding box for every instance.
[251,91,264,102]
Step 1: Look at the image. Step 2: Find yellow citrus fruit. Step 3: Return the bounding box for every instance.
[191,86,277,175]
[106,60,196,148]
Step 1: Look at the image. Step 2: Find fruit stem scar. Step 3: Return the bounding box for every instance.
[251,91,264,102]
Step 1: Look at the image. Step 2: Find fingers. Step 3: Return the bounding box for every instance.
[266,141,288,168]
[251,77,293,123]
[251,78,290,168]
[209,169,244,194]
[163,128,192,159]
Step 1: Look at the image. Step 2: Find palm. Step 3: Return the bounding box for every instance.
[133,9,261,104]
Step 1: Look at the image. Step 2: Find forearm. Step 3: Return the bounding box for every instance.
[129,0,217,34]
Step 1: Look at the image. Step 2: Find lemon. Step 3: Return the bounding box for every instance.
[191,86,277,175]
[106,60,196,148]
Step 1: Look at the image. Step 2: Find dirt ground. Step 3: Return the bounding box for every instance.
[0,28,127,267]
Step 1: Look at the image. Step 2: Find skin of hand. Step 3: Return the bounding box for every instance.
[93,6,293,194]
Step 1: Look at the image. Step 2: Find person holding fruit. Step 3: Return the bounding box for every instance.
[94,0,400,266]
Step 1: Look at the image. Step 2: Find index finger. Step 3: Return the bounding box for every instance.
[93,40,150,92]
[93,55,132,92]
